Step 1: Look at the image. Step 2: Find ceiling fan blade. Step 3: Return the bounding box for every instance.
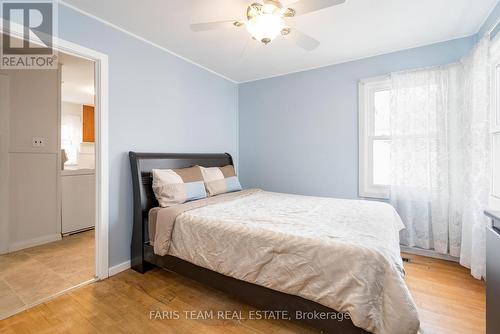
[288,0,345,16]
[262,0,287,5]
[190,20,243,32]
[239,38,252,60]
[236,38,258,65]
[285,28,320,51]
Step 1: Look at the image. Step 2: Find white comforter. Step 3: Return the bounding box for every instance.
[167,191,420,334]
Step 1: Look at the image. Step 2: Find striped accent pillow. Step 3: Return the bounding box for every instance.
[152,166,206,207]
[200,165,242,197]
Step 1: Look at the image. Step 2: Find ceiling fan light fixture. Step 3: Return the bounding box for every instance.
[246,13,285,44]
[191,0,341,50]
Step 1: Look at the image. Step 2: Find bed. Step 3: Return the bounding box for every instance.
[129,152,419,334]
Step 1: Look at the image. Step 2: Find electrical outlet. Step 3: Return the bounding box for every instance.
[32,137,46,147]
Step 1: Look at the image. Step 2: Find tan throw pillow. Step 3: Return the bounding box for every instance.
[199,165,242,197]
[152,166,206,207]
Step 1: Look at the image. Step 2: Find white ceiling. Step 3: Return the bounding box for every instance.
[60,53,95,105]
[61,0,498,83]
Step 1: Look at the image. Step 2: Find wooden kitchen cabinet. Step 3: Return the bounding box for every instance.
[82,105,95,142]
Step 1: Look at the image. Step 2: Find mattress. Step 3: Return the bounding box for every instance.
[152,190,420,334]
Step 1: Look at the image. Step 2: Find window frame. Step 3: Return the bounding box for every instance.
[61,112,83,166]
[489,37,500,209]
[358,75,391,199]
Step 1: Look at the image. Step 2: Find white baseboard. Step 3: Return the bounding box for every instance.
[8,234,62,252]
[401,245,459,262]
[108,260,131,276]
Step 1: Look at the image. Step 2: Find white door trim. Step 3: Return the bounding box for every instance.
[59,42,110,280]
[56,39,109,280]
[0,75,9,255]
[1,22,110,280]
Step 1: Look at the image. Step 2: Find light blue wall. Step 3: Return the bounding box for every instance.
[58,5,238,267]
[238,37,476,199]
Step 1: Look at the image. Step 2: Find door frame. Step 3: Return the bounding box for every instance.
[58,41,109,280]
[0,75,9,255]
[1,23,110,280]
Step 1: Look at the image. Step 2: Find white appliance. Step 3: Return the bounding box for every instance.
[486,210,500,334]
[61,169,95,234]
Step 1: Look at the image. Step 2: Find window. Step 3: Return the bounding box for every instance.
[61,112,82,166]
[359,76,391,199]
[490,43,500,208]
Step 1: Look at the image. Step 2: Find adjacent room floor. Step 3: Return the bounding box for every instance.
[0,253,484,334]
[0,230,95,319]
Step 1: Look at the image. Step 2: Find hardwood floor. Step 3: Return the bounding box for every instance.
[0,253,485,334]
[403,253,485,334]
[0,230,95,319]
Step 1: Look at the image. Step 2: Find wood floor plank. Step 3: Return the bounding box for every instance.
[403,253,485,334]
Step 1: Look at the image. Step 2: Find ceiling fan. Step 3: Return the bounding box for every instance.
[190,0,346,51]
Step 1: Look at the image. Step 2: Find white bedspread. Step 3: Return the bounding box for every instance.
[167,191,420,334]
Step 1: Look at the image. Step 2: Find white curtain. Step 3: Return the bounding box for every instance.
[459,38,491,279]
[389,38,491,279]
[389,66,458,255]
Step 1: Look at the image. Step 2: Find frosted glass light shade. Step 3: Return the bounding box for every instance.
[246,14,285,44]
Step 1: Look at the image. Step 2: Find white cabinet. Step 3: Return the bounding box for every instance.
[61,171,95,234]
[486,212,500,334]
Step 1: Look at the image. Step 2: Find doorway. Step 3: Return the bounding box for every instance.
[0,32,109,319]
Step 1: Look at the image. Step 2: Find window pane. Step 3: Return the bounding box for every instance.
[374,90,391,136]
[493,133,500,198]
[61,114,82,165]
[373,140,391,185]
[497,66,500,126]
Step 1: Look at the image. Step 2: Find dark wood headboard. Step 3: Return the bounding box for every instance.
[128,152,233,271]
